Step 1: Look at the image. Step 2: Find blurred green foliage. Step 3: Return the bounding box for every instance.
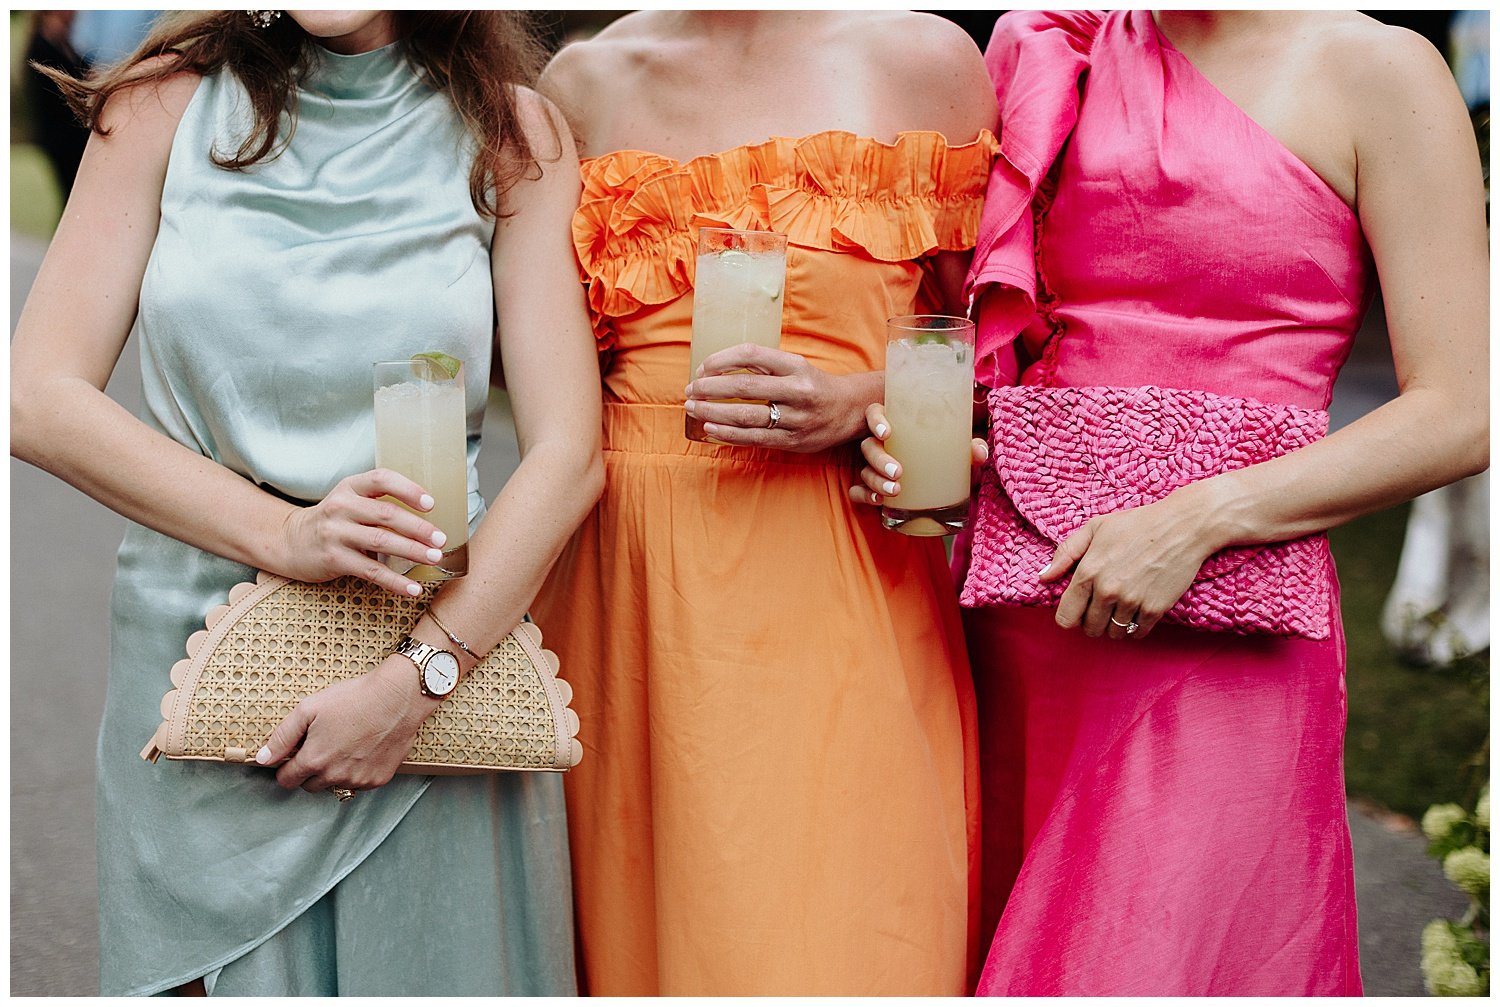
[1335,503,1491,820]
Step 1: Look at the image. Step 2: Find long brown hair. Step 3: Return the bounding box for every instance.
[41,11,551,217]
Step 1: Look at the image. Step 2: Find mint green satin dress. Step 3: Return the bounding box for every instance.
[99,43,575,996]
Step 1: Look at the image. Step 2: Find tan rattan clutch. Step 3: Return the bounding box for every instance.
[141,572,583,774]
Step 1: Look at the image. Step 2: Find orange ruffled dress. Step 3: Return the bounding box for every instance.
[530,130,997,996]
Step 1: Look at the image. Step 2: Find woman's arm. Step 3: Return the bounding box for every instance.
[411,89,605,659]
[10,70,447,596]
[1046,28,1488,639]
[264,90,604,792]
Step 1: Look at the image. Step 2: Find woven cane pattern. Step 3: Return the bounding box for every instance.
[959,384,1334,639]
[146,574,582,773]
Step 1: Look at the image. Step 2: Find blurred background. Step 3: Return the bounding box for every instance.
[10,9,1489,997]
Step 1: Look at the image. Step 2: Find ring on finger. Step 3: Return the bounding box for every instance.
[767,402,782,430]
[1109,614,1141,636]
[330,786,357,802]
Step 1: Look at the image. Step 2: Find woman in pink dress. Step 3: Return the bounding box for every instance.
[856,10,1487,996]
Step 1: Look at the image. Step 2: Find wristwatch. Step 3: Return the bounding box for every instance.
[392,636,462,699]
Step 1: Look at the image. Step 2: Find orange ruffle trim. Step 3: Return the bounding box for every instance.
[574,129,999,350]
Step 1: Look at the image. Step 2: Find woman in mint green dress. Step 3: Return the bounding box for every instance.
[12,11,602,996]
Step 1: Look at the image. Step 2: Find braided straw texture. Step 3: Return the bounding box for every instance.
[960,384,1334,638]
[142,572,583,773]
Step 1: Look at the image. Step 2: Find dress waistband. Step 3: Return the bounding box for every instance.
[603,402,857,468]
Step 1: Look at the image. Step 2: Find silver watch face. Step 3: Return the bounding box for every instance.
[423,650,461,696]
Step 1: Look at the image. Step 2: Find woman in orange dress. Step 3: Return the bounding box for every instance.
[530,11,997,996]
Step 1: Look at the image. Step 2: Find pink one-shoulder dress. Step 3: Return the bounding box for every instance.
[959,11,1372,996]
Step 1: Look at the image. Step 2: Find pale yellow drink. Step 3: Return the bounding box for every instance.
[373,360,469,580]
[687,228,787,441]
[881,317,976,536]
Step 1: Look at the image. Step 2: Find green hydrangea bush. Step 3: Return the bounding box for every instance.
[1421,788,1490,995]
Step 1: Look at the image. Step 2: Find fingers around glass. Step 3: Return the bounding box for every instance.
[859,435,900,481]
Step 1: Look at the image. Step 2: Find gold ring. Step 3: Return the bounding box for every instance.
[331,787,356,802]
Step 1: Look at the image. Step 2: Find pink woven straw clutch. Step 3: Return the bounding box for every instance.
[141,572,584,774]
[960,384,1334,639]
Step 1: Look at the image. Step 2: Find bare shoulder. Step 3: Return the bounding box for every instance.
[845,11,985,69]
[538,12,672,139]
[96,55,201,137]
[846,12,996,139]
[508,84,572,163]
[1310,15,1462,116]
[538,12,668,102]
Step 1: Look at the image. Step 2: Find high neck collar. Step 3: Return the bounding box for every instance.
[305,40,413,100]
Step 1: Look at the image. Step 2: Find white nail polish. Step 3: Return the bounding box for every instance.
[255,746,272,765]
[406,583,422,596]
[426,548,443,562]
[419,494,435,510]
[431,530,447,547]
[875,423,889,438]
[884,462,899,479]
[883,480,898,495]
[1037,566,1050,579]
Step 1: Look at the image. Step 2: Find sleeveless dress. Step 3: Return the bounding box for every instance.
[528,130,997,995]
[97,44,574,996]
[959,12,1370,995]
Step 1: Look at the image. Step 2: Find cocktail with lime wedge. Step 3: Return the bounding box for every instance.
[686,227,788,442]
[373,353,469,580]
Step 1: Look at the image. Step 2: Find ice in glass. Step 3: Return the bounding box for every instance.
[373,357,469,580]
[686,227,788,441]
[880,315,976,536]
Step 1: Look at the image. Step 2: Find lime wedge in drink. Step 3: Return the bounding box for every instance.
[411,351,463,380]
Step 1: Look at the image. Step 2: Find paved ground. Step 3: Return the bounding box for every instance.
[9,232,1468,995]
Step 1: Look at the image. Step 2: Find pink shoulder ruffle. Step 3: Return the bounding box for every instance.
[967,10,1105,384]
[574,130,999,352]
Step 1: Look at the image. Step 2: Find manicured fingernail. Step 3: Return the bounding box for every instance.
[685,399,698,415]
[406,583,422,596]
[430,530,447,547]
[871,493,882,505]
[883,480,898,495]
[426,548,443,562]
[695,365,704,378]
[1037,566,1050,579]
[875,423,889,438]
[419,494,435,510]
[884,462,899,479]
[255,746,272,765]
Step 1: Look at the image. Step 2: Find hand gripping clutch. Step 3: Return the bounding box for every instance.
[140,572,583,774]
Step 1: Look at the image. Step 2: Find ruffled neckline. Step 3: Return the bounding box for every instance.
[574,129,998,345]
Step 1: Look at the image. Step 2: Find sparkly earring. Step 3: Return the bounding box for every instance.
[246,10,281,29]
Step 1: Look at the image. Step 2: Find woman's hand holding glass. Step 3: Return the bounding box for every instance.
[684,343,880,453]
[849,402,988,507]
[275,468,449,597]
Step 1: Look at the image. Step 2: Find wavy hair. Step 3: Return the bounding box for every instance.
[39,11,552,217]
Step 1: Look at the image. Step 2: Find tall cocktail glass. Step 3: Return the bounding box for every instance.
[686,227,788,442]
[880,315,976,536]
[373,356,469,580]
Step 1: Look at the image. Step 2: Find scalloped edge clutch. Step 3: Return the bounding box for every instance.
[141,572,583,774]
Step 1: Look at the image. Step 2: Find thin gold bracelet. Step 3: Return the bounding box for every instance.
[424,607,479,660]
